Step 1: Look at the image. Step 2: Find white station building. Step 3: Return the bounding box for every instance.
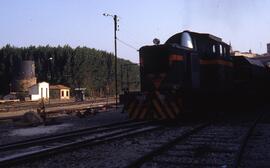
[28,82,50,101]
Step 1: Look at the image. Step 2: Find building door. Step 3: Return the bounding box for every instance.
[41,88,43,98]
[46,88,48,98]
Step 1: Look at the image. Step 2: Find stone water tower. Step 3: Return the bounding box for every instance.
[12,60,37,92]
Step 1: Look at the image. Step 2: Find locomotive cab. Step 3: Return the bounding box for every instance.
[140,31,199,92]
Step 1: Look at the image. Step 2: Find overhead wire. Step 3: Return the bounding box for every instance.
[115,16,141,52]
[117,38,139,51]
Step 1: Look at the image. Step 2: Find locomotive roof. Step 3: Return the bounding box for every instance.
[187,31,223,42]
[165,30,227,45]
[246,57,265,67]
[233,56,265,68]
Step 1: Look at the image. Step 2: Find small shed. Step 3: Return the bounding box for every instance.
[74,88,86,101]
[50,85,70,100]
[28,82,50,101]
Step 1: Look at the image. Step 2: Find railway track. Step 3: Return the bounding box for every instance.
[127,113,263,168]
[0,120,162,167]
[0,98,116,120]
[0,97,115,113]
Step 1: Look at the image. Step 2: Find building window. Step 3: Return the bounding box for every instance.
[61,91,64,97]
[66,91,69,97]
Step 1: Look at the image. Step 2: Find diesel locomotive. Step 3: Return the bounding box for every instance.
[120,30,270,120]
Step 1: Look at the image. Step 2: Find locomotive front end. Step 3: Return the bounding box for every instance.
[123,43,190,120]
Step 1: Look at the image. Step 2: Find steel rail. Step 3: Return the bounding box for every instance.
[0,120,162,167]
[232,111,265,168]
[0,120,147,151]
[125,123,209,168]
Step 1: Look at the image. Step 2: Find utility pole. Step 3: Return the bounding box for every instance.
[113,15,118,107]
[120,64,123,92]
[48,57,53,82]
[103,13,119,108]
[48,57,53,104]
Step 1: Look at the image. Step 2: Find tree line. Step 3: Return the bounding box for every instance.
[0,44,140,96]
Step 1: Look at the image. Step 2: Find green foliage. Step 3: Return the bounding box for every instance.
[0,45,140,96]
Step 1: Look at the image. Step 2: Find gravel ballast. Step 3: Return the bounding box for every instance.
[1,107,270,167]
[9,123,196,168]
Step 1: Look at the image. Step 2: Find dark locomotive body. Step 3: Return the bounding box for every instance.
[120,30,270,120]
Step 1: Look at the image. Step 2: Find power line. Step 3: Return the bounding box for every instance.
[117,38,139,52]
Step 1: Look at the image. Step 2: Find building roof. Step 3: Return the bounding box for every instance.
[50,84,70,90]
[28,81,49,89]
[39,81,49,84]
[232,51,258,58]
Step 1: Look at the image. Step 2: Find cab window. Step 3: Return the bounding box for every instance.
[212,45,216,53]
[219,45,223,55]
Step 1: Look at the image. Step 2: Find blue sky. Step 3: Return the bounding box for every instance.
[1,0,270,63]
